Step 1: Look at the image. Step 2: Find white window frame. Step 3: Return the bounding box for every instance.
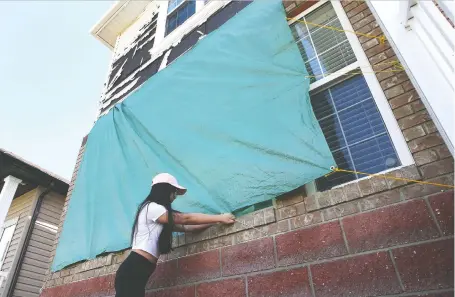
[157,0,208,44]
[288,0,414,192]
[154,0,231,58]
[0,218,18,269]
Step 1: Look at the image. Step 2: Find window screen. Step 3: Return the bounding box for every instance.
[290,2,357,83]
[166,0,196,35]
[311,75,401,191]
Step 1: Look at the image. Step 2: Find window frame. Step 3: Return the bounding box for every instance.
[288,0,414,192]
[0,218,18,269]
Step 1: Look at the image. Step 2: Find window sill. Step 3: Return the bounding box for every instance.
[304,164,421,213]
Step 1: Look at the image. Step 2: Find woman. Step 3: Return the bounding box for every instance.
[115,173,235,297]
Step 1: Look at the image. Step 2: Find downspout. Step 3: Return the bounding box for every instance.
[5,182,54,297]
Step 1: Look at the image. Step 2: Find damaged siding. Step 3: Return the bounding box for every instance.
[99,1,252,116]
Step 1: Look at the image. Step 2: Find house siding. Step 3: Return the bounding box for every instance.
[40,1,454,297]
[0,190,37,296]
[11,192,65,297]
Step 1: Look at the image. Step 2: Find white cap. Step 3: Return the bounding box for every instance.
[152,173,187,195]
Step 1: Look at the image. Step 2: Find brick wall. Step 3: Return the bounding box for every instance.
[40,1,454,297]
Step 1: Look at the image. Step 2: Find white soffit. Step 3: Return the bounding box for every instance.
[90,1,153,50]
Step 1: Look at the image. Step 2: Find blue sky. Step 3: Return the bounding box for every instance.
[0,1,113,180]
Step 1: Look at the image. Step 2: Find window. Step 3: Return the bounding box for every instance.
[311,75,400,190]
[166,0,196,35]
[0,220,16,269]
[291,3,357,83]
[290,2,404,191]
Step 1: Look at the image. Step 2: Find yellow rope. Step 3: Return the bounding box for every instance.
[287,18,387,44]
[328,167,455,189]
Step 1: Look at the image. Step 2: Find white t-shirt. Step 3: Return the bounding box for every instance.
[132,202,167,258]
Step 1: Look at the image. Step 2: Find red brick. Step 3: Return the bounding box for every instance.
[276,202,304,220]
[351,11,372,26]
[221,238,275,276]
[343,1,359,12]
[322,201,359,220]
[429,191,454,235]
[385,85,405,99]
[342,200,439,253]
[423,120,438,134]
[196,278,246,297]
[352,14,376,30]
[311,252,401,297]
[403,125,427,141]
[389,90,419,109]
[177,250,220,284]
[400,174,454,199]
[398,110,431,131]
[393,239,454,291]
[381,72,410,91]
[366,42,391,59]
[411,99,425,112]
[393,104,414,120]
[403,80,416,91]
[419,158,454,179]
[276,221,347,266]
[290,211,323,229]
[358,189,402,211]
[408,133,444,153]
[147,260,178,288]
[347,2,369,18]
[435,144,451,158]
[356,20,379,35]
[40,274,115,297]
[413,148,439,165]
[247,267,312,297]
[146,286,195,297]
[276,193,304,208]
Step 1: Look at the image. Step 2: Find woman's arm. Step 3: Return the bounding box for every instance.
[157,212,234,225]
[174,224,213,232]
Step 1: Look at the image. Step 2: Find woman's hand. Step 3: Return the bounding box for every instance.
[219,213,235,224]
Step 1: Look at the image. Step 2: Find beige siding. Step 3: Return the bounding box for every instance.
[12,192,64,297]
[0,190,36,296]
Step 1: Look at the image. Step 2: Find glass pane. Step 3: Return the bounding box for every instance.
[166,1,195,35]
[311,20,347,54]
[0,225,15,263]
[187,0,196,16]
[166,16,177,34]
[291,22,309,39]
[312,75,401,190]
[311,90,335,119]
[316,148,356,191]
[290,2,357,81]
[330,75,371,110]
[295,37,316,61]
[177,6,188,26]
[319,116,346,152]
[306,2,337,32]
[318,42,356,75]
[168,0,185,12]
[305,59,322,83]
[350,135,400,173]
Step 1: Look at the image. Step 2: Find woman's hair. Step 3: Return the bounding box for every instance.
[131,183,176,254]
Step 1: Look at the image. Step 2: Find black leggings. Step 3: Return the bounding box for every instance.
[115,251,156,297]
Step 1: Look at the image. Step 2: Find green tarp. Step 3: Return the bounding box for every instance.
[52,0,335,271]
